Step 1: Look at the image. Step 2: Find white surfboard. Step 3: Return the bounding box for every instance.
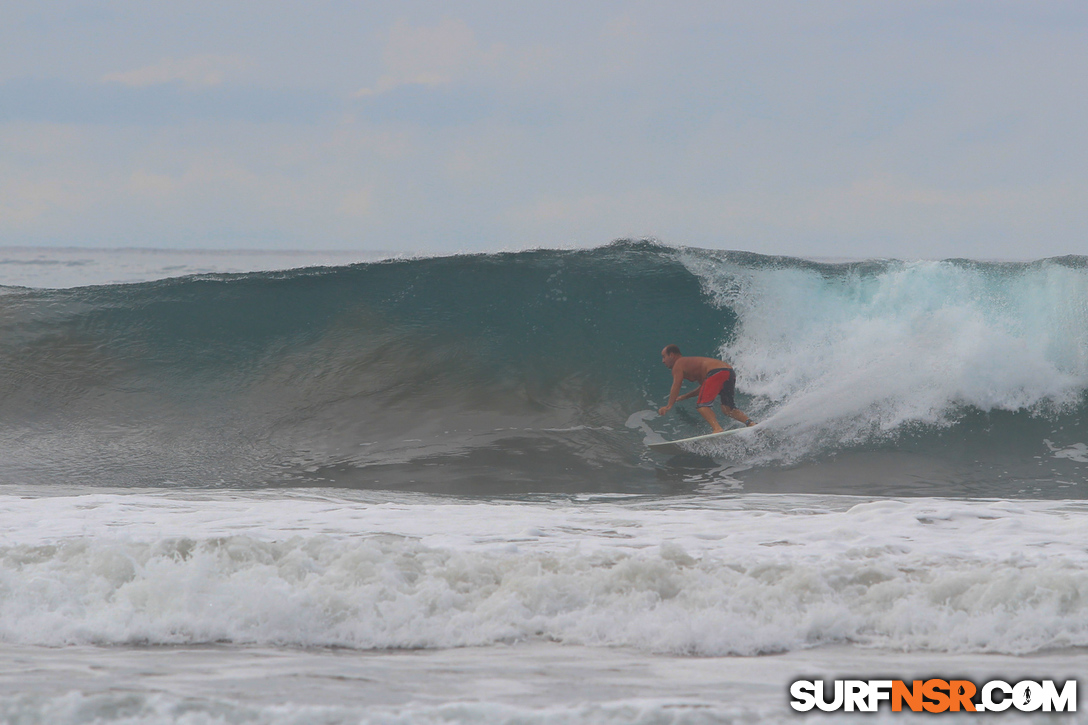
[646,423,759,455]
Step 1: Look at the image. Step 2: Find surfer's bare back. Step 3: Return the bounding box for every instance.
[658,345,754,432]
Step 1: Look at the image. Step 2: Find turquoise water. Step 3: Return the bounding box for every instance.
[1,242,1084,496]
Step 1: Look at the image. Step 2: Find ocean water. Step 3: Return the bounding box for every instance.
[0,242,1085,724]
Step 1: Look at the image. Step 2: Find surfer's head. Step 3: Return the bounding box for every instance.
[661,345,681,368]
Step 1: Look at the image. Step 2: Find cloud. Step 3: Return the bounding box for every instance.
[126,169,179,200]
[0,177,88,226]
[0,78,332,126]
[0,120,400,247]
[355,18,496,97]
[603,13,645,42]
[3,4,1088,257]
[787,174,1088,254]
[102,55,251,88]
[351,84,493,127]
[338,186,375,218]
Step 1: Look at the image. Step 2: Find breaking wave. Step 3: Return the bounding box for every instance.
[0,242,1085,495]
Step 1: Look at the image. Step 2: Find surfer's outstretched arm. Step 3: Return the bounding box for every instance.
[658,366,686,416]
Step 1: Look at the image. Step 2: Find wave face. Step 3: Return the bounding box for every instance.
[1,242,1086,495]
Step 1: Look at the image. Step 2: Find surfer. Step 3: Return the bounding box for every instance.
[658,345,754,432]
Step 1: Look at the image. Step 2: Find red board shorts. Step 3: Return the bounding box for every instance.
[696,368,736,409]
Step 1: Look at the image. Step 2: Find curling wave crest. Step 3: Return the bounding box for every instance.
[685,253,1088,461]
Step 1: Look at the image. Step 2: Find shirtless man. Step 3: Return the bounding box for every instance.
[658,345,754,432]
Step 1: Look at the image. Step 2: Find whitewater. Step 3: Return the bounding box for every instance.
[0,243,1085,724]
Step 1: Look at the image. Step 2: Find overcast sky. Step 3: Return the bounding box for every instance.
[1,1,1085,258]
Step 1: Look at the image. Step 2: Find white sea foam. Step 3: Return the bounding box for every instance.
[1046,439,1088,464]
[682,255,1088,458]
[0,691,764,725]
[3,640,1084,725]
[2,490,1086,655]
[5,688,1084,725]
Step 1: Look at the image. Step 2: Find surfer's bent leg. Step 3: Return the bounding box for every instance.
[722,405,754,427]
[697,405,724,433]
[717,370,755,426]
